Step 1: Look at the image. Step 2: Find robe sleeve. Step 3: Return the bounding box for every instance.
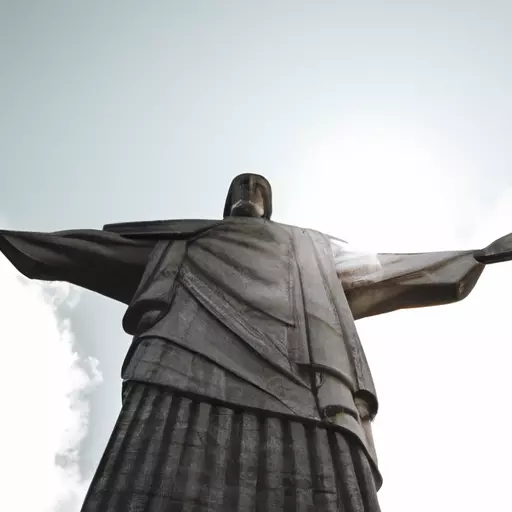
[330,239,485,320]
[0,229,156,304]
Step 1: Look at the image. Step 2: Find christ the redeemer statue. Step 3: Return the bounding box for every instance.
[1,174,511,512]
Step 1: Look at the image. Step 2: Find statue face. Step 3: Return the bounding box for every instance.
[224,174,272,219]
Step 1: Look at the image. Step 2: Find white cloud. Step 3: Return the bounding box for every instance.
[0,254,102,512]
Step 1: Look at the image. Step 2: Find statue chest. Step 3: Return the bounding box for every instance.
[184,218,296,327]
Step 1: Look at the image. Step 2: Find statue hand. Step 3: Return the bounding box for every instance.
[474,232,512,264]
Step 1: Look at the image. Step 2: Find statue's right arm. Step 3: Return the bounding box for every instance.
[332,231,512,320]
[333,244,483,320]
[0,228,156,304]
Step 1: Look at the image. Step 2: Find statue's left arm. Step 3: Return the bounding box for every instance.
[332,232,512,320]
[0,228,155,304]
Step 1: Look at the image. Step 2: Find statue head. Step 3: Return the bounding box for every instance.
[223,173,273,220]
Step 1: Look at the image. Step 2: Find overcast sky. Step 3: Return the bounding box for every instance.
[1,1,511,511]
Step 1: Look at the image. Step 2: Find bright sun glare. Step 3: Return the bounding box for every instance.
[295,120,478,253]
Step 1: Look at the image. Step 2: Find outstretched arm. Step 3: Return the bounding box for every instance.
[0,228,155,304]
[330,239,496,320]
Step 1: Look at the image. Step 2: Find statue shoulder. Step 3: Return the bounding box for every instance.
[102,218,223,239]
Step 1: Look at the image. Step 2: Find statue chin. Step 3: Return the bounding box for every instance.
[230,200,264,218]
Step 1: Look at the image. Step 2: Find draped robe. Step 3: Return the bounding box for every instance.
[0,218,485,511]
